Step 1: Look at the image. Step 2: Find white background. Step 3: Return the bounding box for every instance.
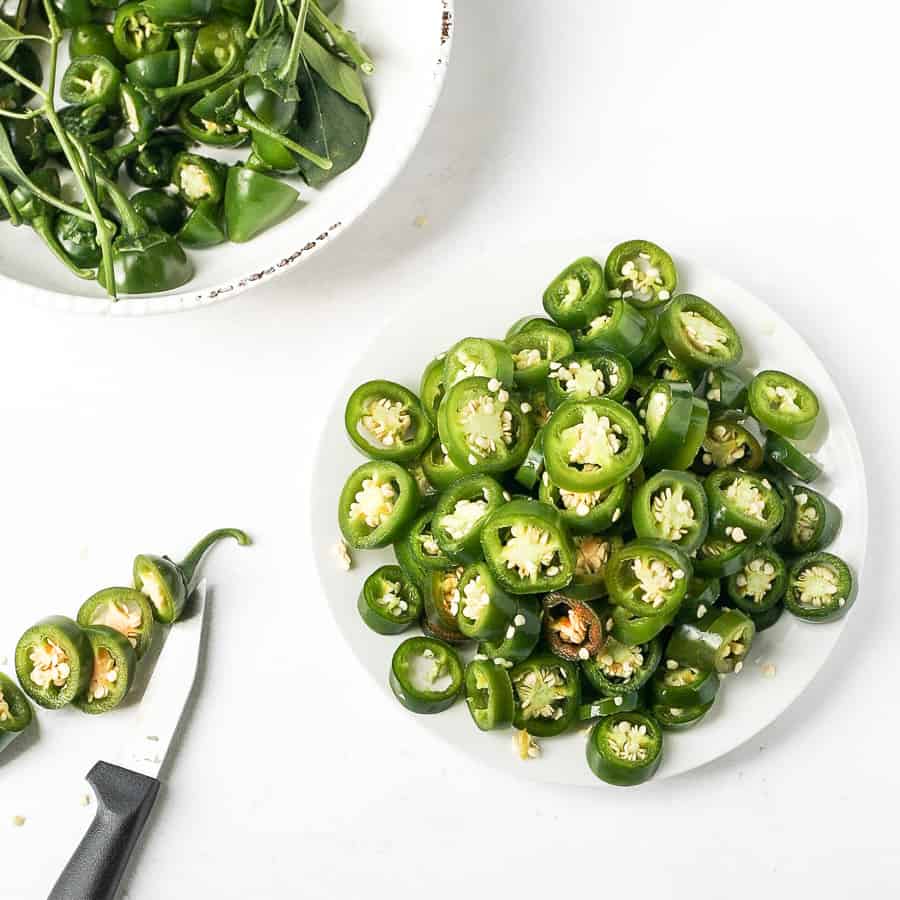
[1,1,898,897]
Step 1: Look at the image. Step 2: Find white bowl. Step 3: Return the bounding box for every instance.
[0,0,454,315]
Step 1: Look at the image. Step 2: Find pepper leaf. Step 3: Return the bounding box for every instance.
[301,31,370,120]
[190,74,247,125]
[0,20,26,62]
[244,20,301,102]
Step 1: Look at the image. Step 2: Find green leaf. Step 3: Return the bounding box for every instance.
[0,20,26,63]
[190,74,246,124]
[295,57,368,188]
[245,20,291,76]
[301,31,370,120]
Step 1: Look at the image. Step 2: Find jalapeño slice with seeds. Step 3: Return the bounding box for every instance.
[545,350,633,408]
[606,539,692,619]
[705,469,784,544]
[567,533,624,601]
[785,552,855,622]
[640,346,699,387]
[702,367,749,414]
[667,607,755,674]
[542,256,607,330]
[542,594,604,662]
[456,562,517,642]
[357,565,422,635]
[419,356,446,425]
[344,380,433,462]
[674,577,721,625]
[650,661,719,708]
[573,299,653,361]
[338,461,419,550]
[586,711,663,786]
[478,595,543,667]
[423,566,468,643]
[636,380,695,471]
[420,437,464,492]
[659,294,743,369]
[748,370,819,440]
[77,587,155,659]
[578,691,640,721]
[582,634,662,697]
[0,672,33,754]
[608,604,674,645]
[631,469,709,554]
[765,433,822,483]
[389,637,463,714]
[693,535,753,578]
[725,547,787,616]
[651,699,715,731]
[15,616,93,710]
[697,418,764,472]
[505,322,574,389]
[74,626,137,715]
[464,659,515,731]
[510,653,580,737]
[604,239,677,310]
[786,486,842,554]
[539,470,631,534]
[432,474,506,563]
[442,337,515,388]
[398,508,451,573]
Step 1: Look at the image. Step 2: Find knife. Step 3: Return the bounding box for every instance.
[48,580,209,900]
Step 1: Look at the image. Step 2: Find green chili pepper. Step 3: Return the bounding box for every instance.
[224,165,300,242]
[667,607,755,674]
[764,432,822,483]
[171,151,226,206]
[651,700,715,731]
[432,474,506,563]
[15,616,93,709]
[631,469,709,553]
[510,653,580,737]
[673,576,720,625]
[70,23,124,66]
[545,350,632,409]
[586,710,663,785]
[513,430,545,491]
[456,562,516,642]
[785,552,854,622]
[195,14,248,72]
[705,468,784,543]
[357,565,422,635]
[578,692,640,721]
[242,73,296,132]
[397,508,452,575]
[126,133,189,188]
[637,380,696,471]
[61,56,122,108]
[651,661,719,708]
[3,118,47,172]
[47,0,93,28]
[389,637,463,714]
[786,485,842,554]
[702,366,748,414]
[177,95,248,147]
[143,0,215,23]
[582,634,662,697]
[418,356,445,425]
[129,189,187,235]
[177,198,226,247]
[73,626,137,715]
[133,527,251,623]
[749,370,819,440]
[697,417,763,472]
[605,239,677,309]
[77,587,156,659]
[54,212,103,268]
[660,294,743,369]
[125,50,181,90]
[419,438,464,492]
[478,596,543,666]
[423,565,468,643]
[248,130,299,174]
[640,346,699,386]
[344,380,433,463]
[725,546,787,616]
[609,603,674,645]
[606,539,692,619]
[573,299,654,362]
[567,532,623,601]
[542,256,606,329]
[339,461,419,550]
[505,321,574,389]
[465,659,515,731]
[693,535,753,578]
[443,337,515,388]
[0,672,33,754]
[113,2,172,62]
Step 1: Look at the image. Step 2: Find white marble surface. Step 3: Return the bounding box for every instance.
[1,1,898,897]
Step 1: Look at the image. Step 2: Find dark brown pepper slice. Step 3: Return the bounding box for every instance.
[541,593,605,661]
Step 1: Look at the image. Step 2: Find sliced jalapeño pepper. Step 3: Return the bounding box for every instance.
[640,346,699,386]
[748,370,819,440]
[513,430,545,491]
[697,417,763,471]
[666,607,755,674]
[510,654,580,737]
[125,50,180,90]
[608,604,673,644]
[70,23,124,66]
[389,637,463,714]
[0,672,32,753]
[693,536,753,578]
[172,152,226,207]
[339,462,418,550]
[60,56,122,108]
[423,565,468,643]
[637,380,695,471]
[15,616,93,709]
[480,498,575,595]
[542,594,604,662]
[419,356,445,425]
[478,596,543,666]
[432,474,505,563]
[785,552,855,622]
[765,432,822,483]
[651,700,715,731]
[113,2,172,62]
[750,602,784,632]
[567,533,623,601]
[586,711,663,786]
[74,627,137,715]
[77,587,155,659]
[579,692,641,720]
[542,256,606,330]
[606,539,692,619]
[465,659,515,730]
[705,469,784,543]
[573,299,652,361]
[505,322,574,389]
[344,380,433,463]
[787,486,842,554]
[702,367,748,414]
[582,634,662,697]
[651,660,719,708]
[666,396,710,472]
[419,438,464,492]
[674,576,720,625]
[631,469,709,553]
[543,398,643,492]
[357,565,422,635]
[659,294,742,369]
[725,547,787,616]
[605,239,677,309]
[396,508,451,574]
[539,470,631,534]
[762,469,794,546]
[134,528,251,624]
[456,562,516,642]
[225,166,299,242]
[546,350,632,408]
[443,337,514,388]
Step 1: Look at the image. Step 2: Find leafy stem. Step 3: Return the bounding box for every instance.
[233,106,331,170]
[276,0,310,85]
[308,1,373,74]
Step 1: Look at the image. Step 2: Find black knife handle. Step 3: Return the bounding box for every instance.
[48,761,160,900]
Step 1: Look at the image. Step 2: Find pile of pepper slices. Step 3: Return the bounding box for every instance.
[337,239,855,786]
[0,0,371,298]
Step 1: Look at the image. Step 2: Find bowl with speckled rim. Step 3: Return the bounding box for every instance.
[0,0,454,316]
[312,237,868,786]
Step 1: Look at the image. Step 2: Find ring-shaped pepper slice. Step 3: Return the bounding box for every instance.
[578,692,640,721]
[456,562,517,642]
[480,498,575,595]
[639,346,700,386]
[674,576,720,625]
[113,2,172,61]
[542,256,606,329]
[432,474,505,563]
[697,418,764,472]
[419,356,446,425]
[725,546,787,615]
[651,699,715,731]
[651,660,719,708]
[399,508,453,573]
[542,594,605,662]
[539,469,631,535]
[60,55,122,107]
[357,565,422,635]
[338,461,419,550]
[567,533,624,601]
[77,587,155,659]
[423,565,468,642]
[750,602,784,632]
[693,536,754,578]
[74,626,137,715]
[442,337,515,388]
[659,294,743,369]
[510,653,580,737]
[606,539,692,618]
[0,672,33,753]
[543,398,643,493]
[573,299,653,361]
[419,438,464,492]
[437,376,535,476]
[546,350,632,408]
[786,486,842,554]
[15,616,93,710]
[389,637,463,714]
[632,469,709,553]
[759,469,794,547]
[605,240,677,310]
[504,315,557,339]
[477,596,543,667]
[513,429,545,491]
[608,604,673,645]
[637,380,695,471]
[702,366,748,414]
[785,552,855,622]
[506,322,574,389]
[582,634,662,697]
[586,711,663,786]
[344,379,433,463]
[666,607,755,674]
[465,659,515,730]
[705,468,785,543]
[749,370,819,440]
[765,432,822,483]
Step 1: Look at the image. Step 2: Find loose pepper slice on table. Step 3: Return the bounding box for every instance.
[0,672,33,754]
[464,659,515,731]
[785,485,842,554]
[344,380,433,463]
[667,607,755,674]
[224,165,300,242]
[480,498,575,595]
[77,587,155,659]
[545,350,633,408]
[539,470,631,534]
[567,532,623,601]
[605,239,677,310]
[542,397,643,492]
[659,294,743,369]
[748,370,819,440]
[456,562,516,642]
[705,468,784,543]
[74,626,137,715]
[478,596,543,667]
[725,546,787,617]
[764,432,822,483]
[696,417,763,471]
[784,552,855,622]
[572,299,653,361]
[432,474,505,563]
[542,593,604,662]
[133,527,251,623]
[606,539,692,619]
[510,653,580,737]
[582,634,662,697]
[542,256,607,330]
[389,637,463,714]
[631,469,709,553]
[14,616,93,709]
[339,462,418,551]
[586,711,663,786]
[357,565,422,635]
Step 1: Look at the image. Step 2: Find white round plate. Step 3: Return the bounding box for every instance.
[0,0,454,315]
[311,240,867,785]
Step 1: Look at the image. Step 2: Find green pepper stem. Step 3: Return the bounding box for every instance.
[154,46,238,101]
[0,58,48,100]
[309,1,374,74]
[178,528,251,586]
[233,107,332,170]
[277,0,310,85]
[0,177,20,226]
[0,107,43,120]
[95,171,147,237]
[173,28,198,87]
[33,218,96,280]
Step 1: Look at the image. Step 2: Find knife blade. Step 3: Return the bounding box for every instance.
[48,580,209,900]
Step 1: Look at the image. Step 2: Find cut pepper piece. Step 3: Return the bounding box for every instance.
[546,350,632,408]
[659,294,742,369]
[344,380,433,463]
[606,539,692,619]
[0,672,33,754]
[604,239,677,310]
[586,711,663,785]
[667,607,755,674]
[357,565,422,635]
[785,552,855,622]
[725,546,787,616]
[15,616,93,709]
[542,594,604,662]
[478,596,543,666]
[542,256,606,329]
[389,637,463,714]
[510,653,580,737]
[456,562,516,642]
[749,370,819,440]
[433,474,505,563]
[705,469,784,543]
[785,486,842,554]
[74,626,137,715]
[582,634,662,697]
[465,659,515,731]
[77,587,155,659]
[632,469,709,553]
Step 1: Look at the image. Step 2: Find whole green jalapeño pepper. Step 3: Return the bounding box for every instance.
[15,617,93,709]
[74,626,137,715]
[631,469,709,554]
[432,474,506,562]
[77,587,156,659]
[339,461,419,550]
[357,565,422,635]
[748,370,819,440]
[785,552,855,622]
[344,380,434,463]
[510,653,580,737]
[133,527,251,623]
[606,539,693,619]
[659,294,743,369]
[465,659,515,731]
[605,239,677,309]
[542,256,606,330]
[0,672,33,754]
[480,498,575,595]
[586,711,663,785]
[389,637,463,714]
